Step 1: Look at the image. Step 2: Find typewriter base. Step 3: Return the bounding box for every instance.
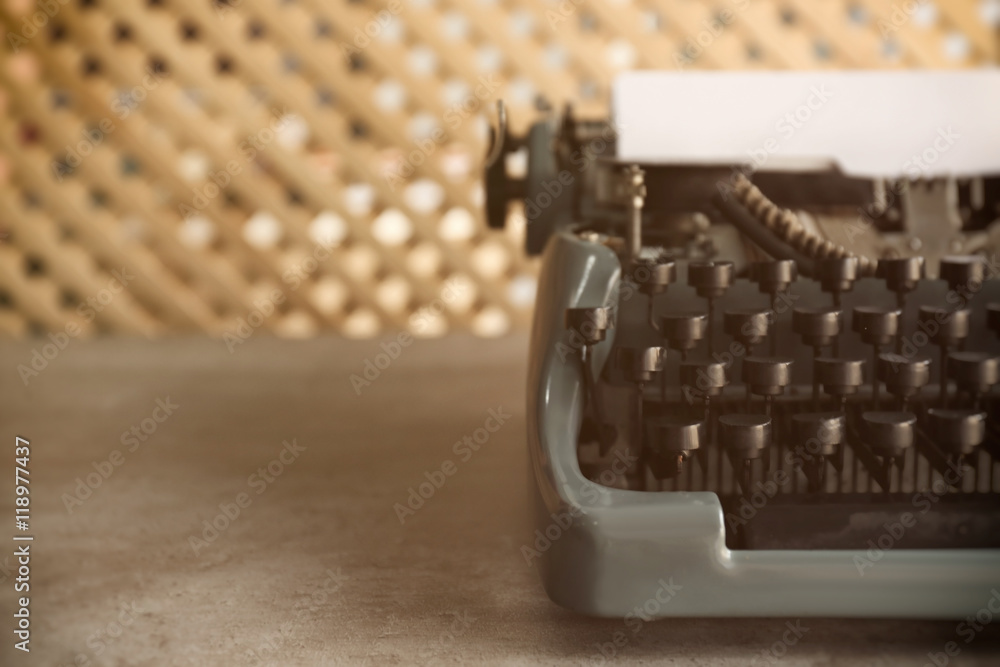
[528,230,1000,619]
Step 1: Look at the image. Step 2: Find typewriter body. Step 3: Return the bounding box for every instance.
[486,71,1000,618]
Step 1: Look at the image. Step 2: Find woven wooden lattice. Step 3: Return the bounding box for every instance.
[0,0,997,339]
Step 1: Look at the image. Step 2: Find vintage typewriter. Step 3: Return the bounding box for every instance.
[485,71,1000,617]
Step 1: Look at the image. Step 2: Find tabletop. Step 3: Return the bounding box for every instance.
[1,333,998,666]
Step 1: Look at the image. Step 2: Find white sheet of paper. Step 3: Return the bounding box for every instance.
[613,70,1000,178]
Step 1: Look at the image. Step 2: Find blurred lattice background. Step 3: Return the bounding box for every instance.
[0,0,997,340]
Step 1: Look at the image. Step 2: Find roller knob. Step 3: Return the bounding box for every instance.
[877,256,925,295]
[723,309,772,348]
[661,313,708,352]
[814,357,865,396]
[751,259,797,295]
[565,306,612,344]
[791,412,844,457]
[636,258,676,296]
[862,411,916,459]
[742,356,793,396]
[817,256,858,296]
[718,413,771,460]
[679,360,727,397]
[793,308,842,349]
[877,353,931,399]
[852,307,901,347]
[948,351,1000,395]
[687,260,734,300]
[616,346,667,383]
[939,256,985,293]
[927,409,986,456]
[918,307,970,347]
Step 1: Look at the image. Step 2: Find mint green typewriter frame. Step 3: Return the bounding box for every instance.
[528,230,1000,618]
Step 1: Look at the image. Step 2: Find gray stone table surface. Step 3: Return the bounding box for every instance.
[1,334,998,666]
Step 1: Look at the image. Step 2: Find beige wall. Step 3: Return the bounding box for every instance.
[0,0,996,339]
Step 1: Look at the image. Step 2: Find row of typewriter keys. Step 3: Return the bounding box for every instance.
[566,255,1000,494]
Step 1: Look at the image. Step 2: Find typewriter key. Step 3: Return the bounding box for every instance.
[948,351,1000,409]
[919,306,969,406]
[853,307,902,408]
[688,260,734,355]
[877,353,930,411]
[939,256,985,293]
[817,256,858,309]
[928,409,986,457]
